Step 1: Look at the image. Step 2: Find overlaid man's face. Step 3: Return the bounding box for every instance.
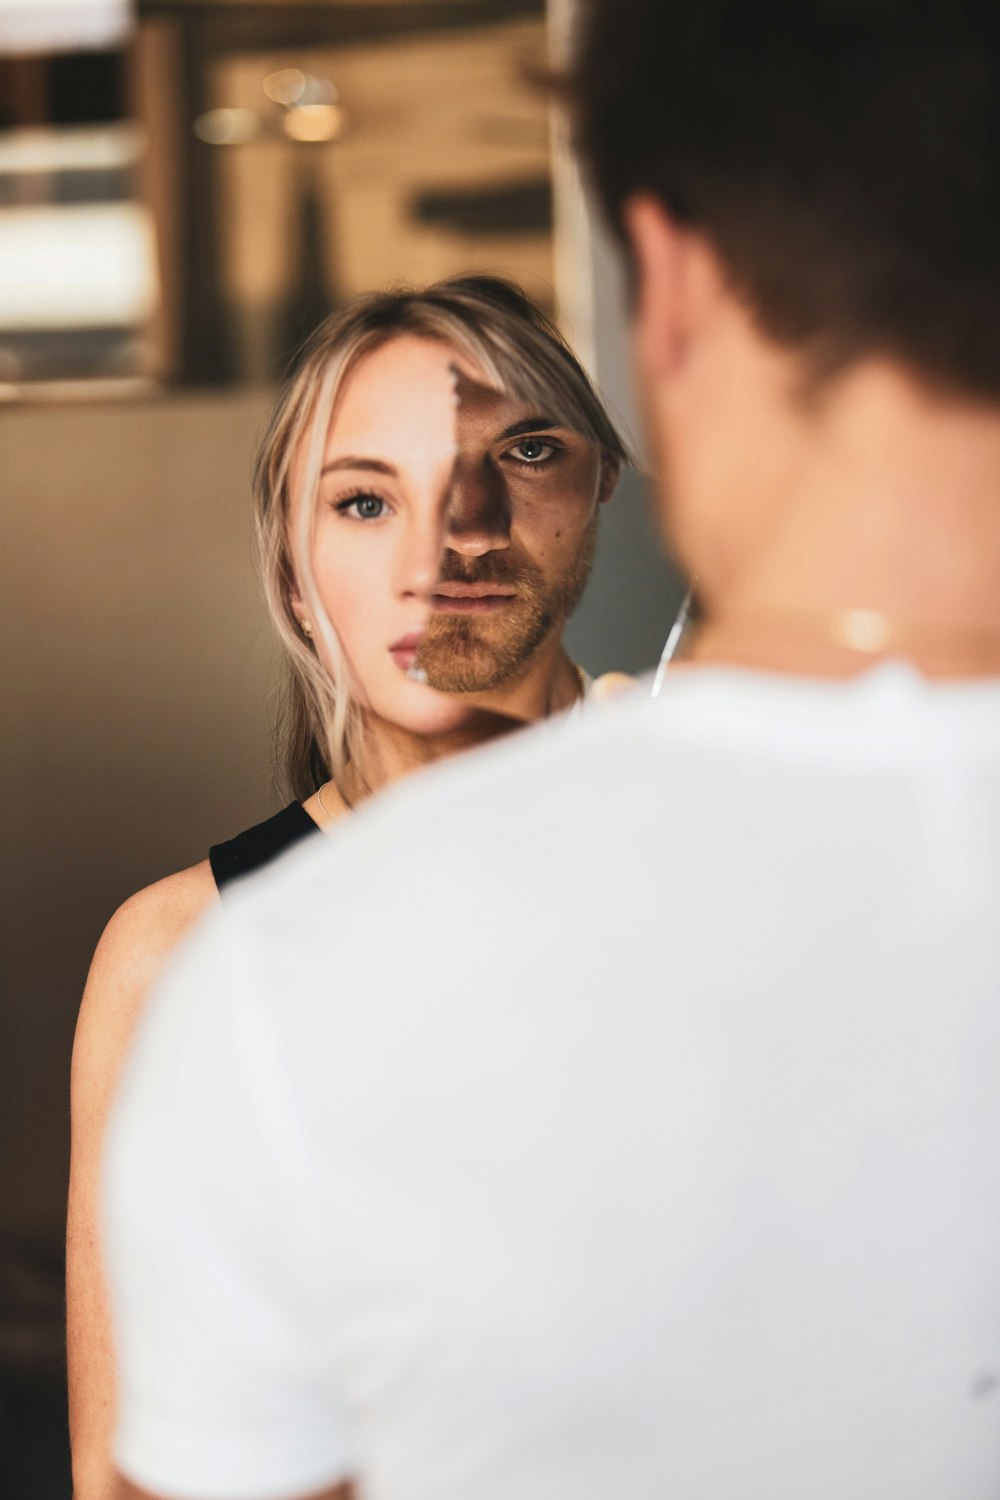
[418,373,613,693]
[294,336,614,735]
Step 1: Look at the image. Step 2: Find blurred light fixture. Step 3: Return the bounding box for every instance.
[195,73,346,149]
[193,108,261,147]
[263,68,308,107]
[281,104,345,144]
[272,71,344,142]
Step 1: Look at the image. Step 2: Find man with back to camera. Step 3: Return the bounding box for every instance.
[104,3,1000,1498]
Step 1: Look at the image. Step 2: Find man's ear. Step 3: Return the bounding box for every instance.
[598,453,621,504]
[622,194,726,383]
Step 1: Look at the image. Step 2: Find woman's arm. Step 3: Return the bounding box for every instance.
[67,862,217,1500]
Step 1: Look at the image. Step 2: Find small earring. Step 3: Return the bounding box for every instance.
[299,618,313,639]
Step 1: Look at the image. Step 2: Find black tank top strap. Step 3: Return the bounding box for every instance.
[209,802,320,893]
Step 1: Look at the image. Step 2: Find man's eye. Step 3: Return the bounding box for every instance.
[335,492,387,519]
[510,438,554,465]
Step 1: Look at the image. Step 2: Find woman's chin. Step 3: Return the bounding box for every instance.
[372,687,479,738]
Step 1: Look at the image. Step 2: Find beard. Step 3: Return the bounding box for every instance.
[418,513,598,694]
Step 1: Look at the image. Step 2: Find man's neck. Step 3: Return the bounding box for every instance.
[697,362,1000,679]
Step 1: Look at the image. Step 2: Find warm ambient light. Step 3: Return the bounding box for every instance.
[193,108,261,146]
[263,68,308,106]
[281,104,346,143]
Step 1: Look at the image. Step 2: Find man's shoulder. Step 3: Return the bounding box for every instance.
[125,662,1000,1126]
[219,661,1000,953]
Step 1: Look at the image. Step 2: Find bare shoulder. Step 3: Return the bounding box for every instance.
[72,860,218,1106]
[67,860,222,1491]
[88,860,217,1007]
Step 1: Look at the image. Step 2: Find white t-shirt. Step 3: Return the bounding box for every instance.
[105,664,1000,1500]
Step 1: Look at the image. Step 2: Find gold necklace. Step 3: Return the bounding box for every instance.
[711,606,1000,655]
[316,779,353,821]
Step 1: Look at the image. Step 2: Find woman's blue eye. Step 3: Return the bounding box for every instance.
[337,492,386,519]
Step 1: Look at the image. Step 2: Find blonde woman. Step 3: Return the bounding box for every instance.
[66,275,629,1499]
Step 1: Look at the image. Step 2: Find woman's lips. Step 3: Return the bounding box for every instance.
[432,584,517,615]
[389,630,424,673]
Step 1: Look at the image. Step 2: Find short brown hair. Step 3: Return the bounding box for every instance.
[572,0,1000,398]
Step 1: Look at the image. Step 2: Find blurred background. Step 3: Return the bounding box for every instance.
[0,2,680,1491]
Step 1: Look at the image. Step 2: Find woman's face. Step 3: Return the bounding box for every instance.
[292,334,608,736]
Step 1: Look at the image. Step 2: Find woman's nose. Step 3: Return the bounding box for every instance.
[396,511,447,601]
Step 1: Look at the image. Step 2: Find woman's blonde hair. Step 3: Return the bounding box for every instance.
[253,274,631,801]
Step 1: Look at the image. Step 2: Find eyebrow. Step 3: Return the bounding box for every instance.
[320,418,562,474]
[495,415,562,441]
[321,456,398,477]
